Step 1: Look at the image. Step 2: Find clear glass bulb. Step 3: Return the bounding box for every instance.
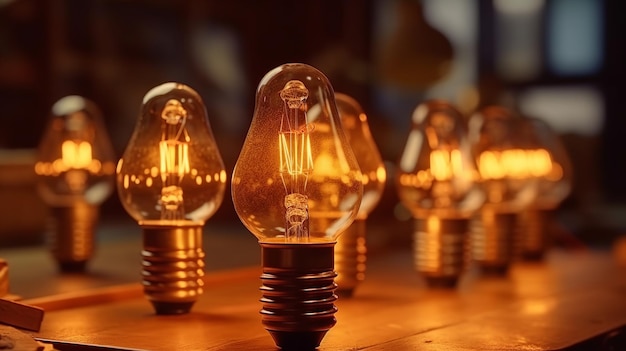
[467,106,538,274]
[231,63,363,350]
[232,65,363,243]
[396,100,483,287]
[517,116,572,260]
[34,95,116,272]
[116,82,226,315]
[334,92,386,296]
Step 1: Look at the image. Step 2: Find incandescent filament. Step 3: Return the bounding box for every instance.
[279,80,313,240]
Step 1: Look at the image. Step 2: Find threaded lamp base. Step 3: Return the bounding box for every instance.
[142,225,205,315]
[520,209,551,261]
[470,210,518,276]
[49,203,98,273]
[413,217,468,288]
[260,242,337,350]
[334,219,366,297]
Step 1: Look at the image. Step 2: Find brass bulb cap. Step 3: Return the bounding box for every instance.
[334,219,367,297]
[470,211,518,276]
[260,242,337,350]
[142,225,205,315]
[413,218,468,288]
[49,203,99,273]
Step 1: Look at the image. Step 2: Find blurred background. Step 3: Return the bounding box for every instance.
[0,0,624,249]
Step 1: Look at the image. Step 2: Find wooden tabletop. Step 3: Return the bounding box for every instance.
[12,245,626,351]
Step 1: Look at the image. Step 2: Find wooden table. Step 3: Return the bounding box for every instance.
[12,244,626,351]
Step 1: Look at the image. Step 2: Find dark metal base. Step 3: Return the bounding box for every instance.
[334,219,366,298]
[424,275,459,289]
[151,301,195,315]
[260,242,338,350]
[268,330,328,350]
[470,210,518,276]
[58,260,88,273]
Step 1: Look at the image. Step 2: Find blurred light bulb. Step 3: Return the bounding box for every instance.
[468,106,537,275]
[395,100,484,287]
[116,83,226,315]
[334,93,386,297]
[231,64,363,349]
[517,117,572,260]
[35,96,116,272]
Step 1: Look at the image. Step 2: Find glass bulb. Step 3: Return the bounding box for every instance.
[396,100,483,287]
[35,95,116,272]
[517,116,573,260]
[334,92,386,296]
[116,82,226,315]
[467,106,538,274]
[231,63,362,349]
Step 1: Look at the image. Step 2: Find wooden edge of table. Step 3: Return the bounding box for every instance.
[21,265,260,312]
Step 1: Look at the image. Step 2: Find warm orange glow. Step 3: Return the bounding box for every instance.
[279,130,313,178]
[479,148,555,180]
[62,140,92,169]
[159,140,190,181]
[430,149,463,181]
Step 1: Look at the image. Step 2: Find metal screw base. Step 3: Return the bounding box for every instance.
[520,209,551,261]
[413,217,468,288]
[334,219,366,297]
[470,210,518,276]
[49,203,98,273]
[141,224,205,315]
[260,242,337,350]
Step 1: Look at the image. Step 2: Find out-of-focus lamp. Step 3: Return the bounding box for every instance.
[35,96,116,272]
[116,83,226,315]
[396,100,484,287]
[468,106,537,275]
[518,117,572,260]
[231,64,363,349]
[334,93,386,297]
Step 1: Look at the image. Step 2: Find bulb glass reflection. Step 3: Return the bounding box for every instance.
[396,100,483,286]
[35,96,116,271]
[231,63,362,350]
[116,82,226,315]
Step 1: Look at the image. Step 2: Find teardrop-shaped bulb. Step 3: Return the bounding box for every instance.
[397,100,483,218]
[468,106,537,211]
[232,64,363,243]
[336,93,386,218]
[35,95,116,206]
[117,82,226,225]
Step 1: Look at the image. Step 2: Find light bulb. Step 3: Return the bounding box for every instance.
[116,83,226,315]
[35,96,116,272]
[517,117,572,260]
[333,93,386,297]
[231,64,363,349]
[396,100,484,287]
[468,106,538,275]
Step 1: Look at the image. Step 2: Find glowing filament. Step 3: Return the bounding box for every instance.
[279,80,313,239]
[430,149,462,181]
[62,140,93,169]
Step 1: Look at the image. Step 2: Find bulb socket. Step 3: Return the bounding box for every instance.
[413,218,468,288]
[334,219,367,297]
[470,210,518,275]
[260,242,337,350]
[520,209,551,261]
[49,203,98,272]
[141,225,204,315]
